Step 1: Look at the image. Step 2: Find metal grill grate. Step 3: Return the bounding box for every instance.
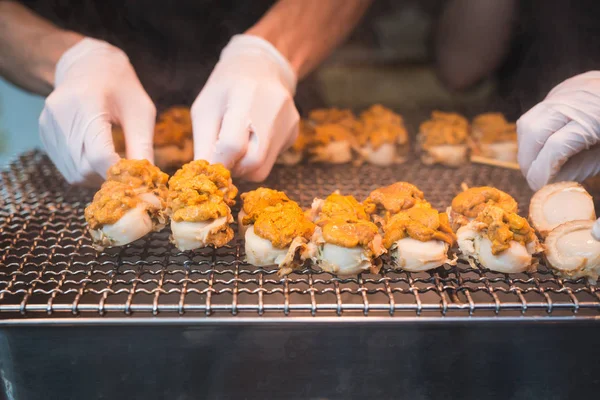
[1,150,600,319]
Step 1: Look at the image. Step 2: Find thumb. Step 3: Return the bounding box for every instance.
[592,218,600,241]
[116,90,157,163]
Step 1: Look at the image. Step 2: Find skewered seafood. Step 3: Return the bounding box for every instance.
[529,181,596,238]
[308,193,385,276]
[356,105,409,166]
[245,202,316,276]
[238,188,291,237]
[382,204,456,272]
[167,160,237,250]
[85,159,169,250]
[417,111,470,167]
[544,220,600,283]
[447,186,518,231]
[470,113,517,163]
[457,204,542,273]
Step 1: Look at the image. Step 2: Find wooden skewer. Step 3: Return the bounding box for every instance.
[470,155,521,171]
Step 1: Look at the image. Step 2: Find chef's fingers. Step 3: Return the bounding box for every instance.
[82,112,121,179]
[191,91,224,162]
[525,120,595,190]
[517,103,569,177]
[551,144,600,184]
[211,93,254,168]
[116,91,156,163]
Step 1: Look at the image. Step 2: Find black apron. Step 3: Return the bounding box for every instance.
[20,0,298,111]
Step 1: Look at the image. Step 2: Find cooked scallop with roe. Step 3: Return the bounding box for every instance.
[363,182,426,222]
[309,193,385,276]
[457,204,542,273]
[448,186,518,231]
[544,220,600,283]
[529,181,596,238]
[238,188,291,237]
[245,202,316,276]
[85,159,169,250]
[470,113,518,163]
[356,105,409,166]
[305,108,361,164]
[382,205,456,272]
[417,111,470,167]
[167,160,237,251]
[277,120,310,165]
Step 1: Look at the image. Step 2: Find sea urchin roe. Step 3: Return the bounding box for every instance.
[169,160,237,205]
[472,113,517,144]
[309,108,357,125]
[475,204,536,255]
[321,217,379,248]
[382,207,456,249]
[84,181,139,229]
[316,193,371,224]
[168,160,237,223]
[253,202,315,248]
[452,186,518,219]
[311,123,356,146]
[364,182,425,215]
[419,111,469,149]
[106,159,169,192]
[154,106,193,147]
[358,104,409,148]
[241,188,291,225]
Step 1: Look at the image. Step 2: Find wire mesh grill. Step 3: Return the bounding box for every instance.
[1,150,599,319]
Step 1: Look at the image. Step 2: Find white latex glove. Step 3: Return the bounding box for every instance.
[40,38,156,185]
[517,71,600,191]
[192,34,299,181]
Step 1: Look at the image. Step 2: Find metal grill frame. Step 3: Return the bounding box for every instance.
[1,150,600,322]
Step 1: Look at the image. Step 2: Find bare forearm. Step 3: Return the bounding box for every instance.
[247,0,372,80]
[0,1,82,95]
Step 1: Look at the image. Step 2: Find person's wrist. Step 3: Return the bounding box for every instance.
[38,30,84,89]
[222,34,298,95]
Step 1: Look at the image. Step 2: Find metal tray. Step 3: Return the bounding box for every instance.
[1,150,599,320]
[2,150,600,400]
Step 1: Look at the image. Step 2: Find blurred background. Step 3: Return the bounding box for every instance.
[2,0,596,165]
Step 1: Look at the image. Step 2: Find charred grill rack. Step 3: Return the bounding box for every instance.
[1,150,599,320]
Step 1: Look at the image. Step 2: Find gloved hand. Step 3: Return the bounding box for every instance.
[517,71,600,191]
[40,37,156,185]
[192,34,299,182]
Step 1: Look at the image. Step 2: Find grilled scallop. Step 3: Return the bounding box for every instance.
[276,120,310,165]
[85,160,169,250]
[245,202,316,276]
[167,160,238,250]
[529,181,596,238]
[470,113,518,163]
[544,220,600,283]
[238,188,291,238]
[309,192,385,276]
[447,186,518,231]
[456,204,542,273]
[356,105,409,166]
[417,111,470,167]
[382,205,456,272]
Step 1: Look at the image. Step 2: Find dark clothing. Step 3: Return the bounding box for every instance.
[21,0,276,109]
[497,0,600,119]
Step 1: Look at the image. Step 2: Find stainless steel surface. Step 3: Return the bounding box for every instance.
[1,150,600,319]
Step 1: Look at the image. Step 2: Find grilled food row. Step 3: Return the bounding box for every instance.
[85,159,600,283]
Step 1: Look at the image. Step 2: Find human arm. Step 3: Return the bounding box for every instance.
[0,1,156,185]
[192,0,372,181]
